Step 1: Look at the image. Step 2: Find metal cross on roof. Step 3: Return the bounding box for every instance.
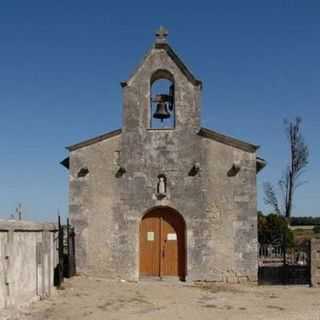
[155,26,168,43]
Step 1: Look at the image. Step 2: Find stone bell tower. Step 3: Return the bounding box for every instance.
[121,26,202,134]
[114,27,206,280]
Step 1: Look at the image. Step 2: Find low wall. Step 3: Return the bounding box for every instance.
[311,239,320,287]
[0,219,58,309]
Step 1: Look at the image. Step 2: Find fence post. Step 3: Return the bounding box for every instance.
[310,239,320,287]
[58,215,64,287]
[71,226,76,276]
[282,232,288,285]
[66,218,71,278]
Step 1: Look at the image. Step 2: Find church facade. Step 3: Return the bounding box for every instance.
[62,28,265,283]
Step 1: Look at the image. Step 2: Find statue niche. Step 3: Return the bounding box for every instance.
[156,175,167,199]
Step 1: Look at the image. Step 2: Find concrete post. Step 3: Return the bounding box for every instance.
[310,239,320,287]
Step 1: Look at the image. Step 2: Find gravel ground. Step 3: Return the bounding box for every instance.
[2,276,320,320]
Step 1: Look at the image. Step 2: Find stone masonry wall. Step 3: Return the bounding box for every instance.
[69,135,120,276]
[204,138,257,282]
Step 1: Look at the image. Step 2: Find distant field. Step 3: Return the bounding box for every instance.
[292,228,320,241]
[289,225,314,230]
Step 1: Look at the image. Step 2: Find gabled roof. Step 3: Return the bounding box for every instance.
[65,127,258,153]
[121,42,202,88]
[198,127,259,153]
[62,127,265,173]
[66,129,121,152]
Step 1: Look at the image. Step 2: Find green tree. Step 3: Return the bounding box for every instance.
[258,212,294,246]
[313,225,320,234]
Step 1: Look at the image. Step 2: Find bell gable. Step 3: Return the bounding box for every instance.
[121,27,202,133]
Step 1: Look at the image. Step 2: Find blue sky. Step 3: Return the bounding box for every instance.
[0,1,319,221]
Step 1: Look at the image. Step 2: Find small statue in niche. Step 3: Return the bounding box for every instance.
[157,175,167,199]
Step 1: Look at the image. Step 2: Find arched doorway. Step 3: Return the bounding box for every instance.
[139,207,186,280]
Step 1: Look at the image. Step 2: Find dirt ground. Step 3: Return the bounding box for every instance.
[3,276,320,320]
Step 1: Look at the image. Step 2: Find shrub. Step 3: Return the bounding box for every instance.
[313,225,320,234]
[258,212,294,247]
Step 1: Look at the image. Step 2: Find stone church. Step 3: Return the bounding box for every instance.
[62,28,265,283]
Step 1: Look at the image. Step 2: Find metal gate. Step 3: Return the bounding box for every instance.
[258,240,311,285]
[54,216,76,287]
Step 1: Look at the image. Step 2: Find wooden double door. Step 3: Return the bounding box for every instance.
[139,208,186,280]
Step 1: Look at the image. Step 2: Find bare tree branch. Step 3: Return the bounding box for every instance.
[283,117,309,218]
[263,182,281,215]
[264,117,309,219]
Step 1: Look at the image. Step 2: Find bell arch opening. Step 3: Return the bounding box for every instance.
[139,207,186,280]
[149,70,175,129]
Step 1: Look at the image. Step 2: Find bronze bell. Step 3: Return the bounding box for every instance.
[153,102,170,121]
[152,94,171,121]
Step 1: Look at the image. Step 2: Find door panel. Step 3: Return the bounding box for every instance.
[139,215,160,276]
[161,217,178,276]
[140,209,185,279]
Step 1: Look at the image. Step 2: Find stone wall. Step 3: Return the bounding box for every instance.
[0,220,58,309]
[311,239,320,287]
[202,138,257,282]
[69,135,120,276]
